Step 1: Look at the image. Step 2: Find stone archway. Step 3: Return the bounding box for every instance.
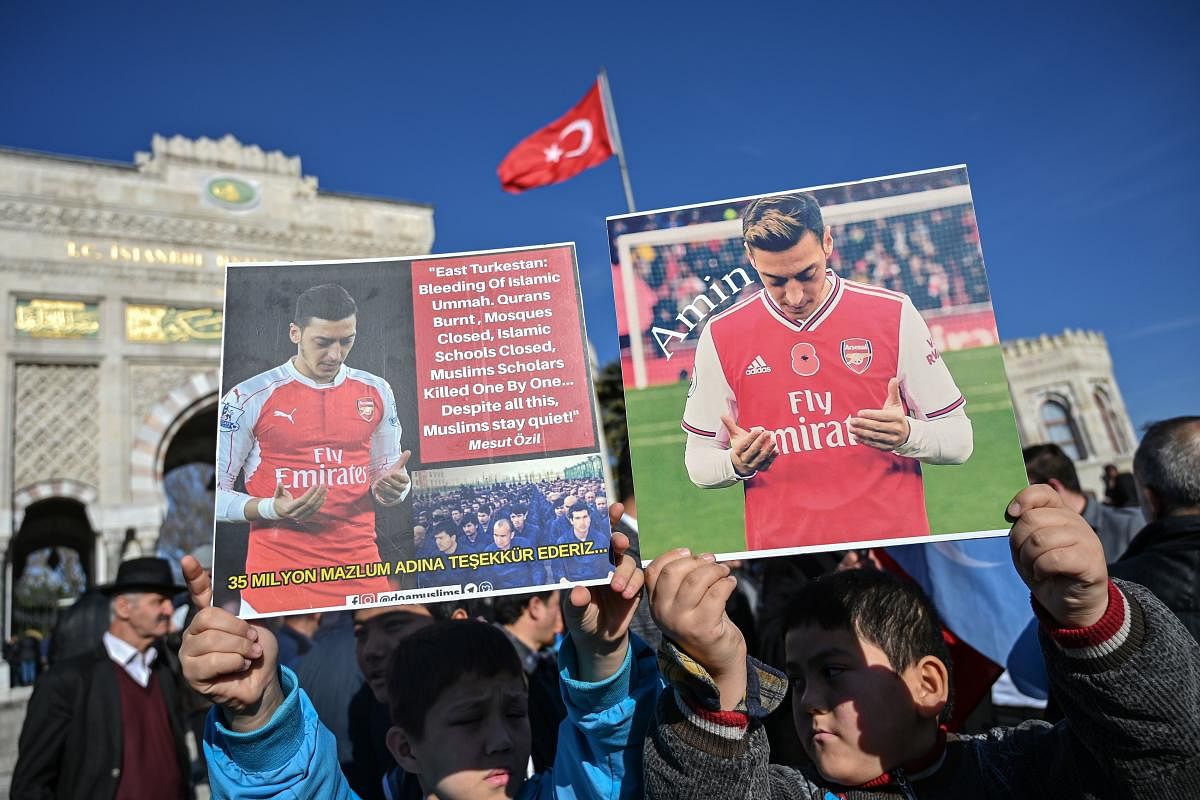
[12,479,98,533]
[9,495,96,637]
[129,371,220,514]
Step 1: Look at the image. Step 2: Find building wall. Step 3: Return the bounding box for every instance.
[1002,329,1138,498]
[0,134,434,633]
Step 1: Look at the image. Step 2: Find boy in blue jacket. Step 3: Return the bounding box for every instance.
[180,503,660,800]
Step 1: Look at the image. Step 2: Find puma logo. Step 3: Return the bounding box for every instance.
[273,408,297,424]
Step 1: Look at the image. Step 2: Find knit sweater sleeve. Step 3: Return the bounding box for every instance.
[643,639,823,799]
[1038,578,1200,797]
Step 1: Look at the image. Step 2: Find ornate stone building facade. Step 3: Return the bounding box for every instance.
[0,135,433,635]
[1002,329,1138,498]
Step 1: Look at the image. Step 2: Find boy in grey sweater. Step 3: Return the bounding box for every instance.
[643,485,1200,798]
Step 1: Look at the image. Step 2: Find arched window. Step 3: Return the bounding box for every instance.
[1094,387,1128,455]
[1040,398,1088,461]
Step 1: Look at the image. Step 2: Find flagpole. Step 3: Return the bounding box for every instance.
[598,68,636,213]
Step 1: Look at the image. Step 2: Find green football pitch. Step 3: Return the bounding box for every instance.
[625,344,1029,559]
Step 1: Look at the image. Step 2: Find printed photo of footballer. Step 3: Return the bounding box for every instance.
[682,191,971,550]
[608,167,1029,561]
[213,264,418,617]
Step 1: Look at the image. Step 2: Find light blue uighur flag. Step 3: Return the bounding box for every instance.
[883,535,1049,707]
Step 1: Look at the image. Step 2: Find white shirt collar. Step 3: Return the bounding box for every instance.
[103,631,158,687]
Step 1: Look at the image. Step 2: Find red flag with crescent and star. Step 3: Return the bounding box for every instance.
[497,80,614,193]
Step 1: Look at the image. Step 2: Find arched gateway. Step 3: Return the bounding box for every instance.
[0,134,434,638]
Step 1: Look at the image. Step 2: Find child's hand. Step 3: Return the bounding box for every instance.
[563,502,644,682]
[179,555,283,732]
[645,549,747,709]
[1007,485,1110,628]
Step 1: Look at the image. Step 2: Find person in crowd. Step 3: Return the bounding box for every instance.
[276,612,321,670]
[3,635,19,687]
[482,517,538,590]
[178,504,659,799]
[476,503,495,537]
[1103,463,1139,508]
[12,557,192,799]
[346,603,446,800]
[553,495,583,540]
[457,517,488,553]
[16,631,40,686]
[1110,416,1200,641]
[642,485,1200,797]
[493,591,567,772]
[509,503,543,547]
[1025,443,1143,561]
[554,505,613,583]
[417,519,475,589]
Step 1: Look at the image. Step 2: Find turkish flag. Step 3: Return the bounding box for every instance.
[498,80,614,193]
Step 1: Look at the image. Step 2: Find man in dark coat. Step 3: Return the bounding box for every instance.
[11,557,192,800]
[1110,416,1200,642]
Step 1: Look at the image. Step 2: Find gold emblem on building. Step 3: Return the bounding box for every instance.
[205,176,260,211]
[15,299,100,339]
[126,305,224,343]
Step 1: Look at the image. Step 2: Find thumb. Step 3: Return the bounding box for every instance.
[1006,484,1065,521]
[273,482,286,499]
[181,555,212,609]
[391,450,412,473]
[884,378,902,408]
[721,414,746,439]
[568,584,592,611]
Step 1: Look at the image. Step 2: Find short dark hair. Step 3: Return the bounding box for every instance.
[387,620,523,738]
[431,519,458,539]
[510,503,528,515]
[783,569,954,723]
[1023,443,1081,493]
[492,590,555,626]
[1134,416,1200,516]
[742,192,826,253]
[569,506,590,520]
[294,284,357,328]
[477,504,492,515]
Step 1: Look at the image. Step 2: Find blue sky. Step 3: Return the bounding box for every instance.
[2,1,1196,432]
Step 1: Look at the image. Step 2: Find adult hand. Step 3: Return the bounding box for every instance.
[721,415,777,476]
[179,555,282,732]
[562,502,644,682]
[849,378,911,451]
[373,451,412,506]
[1007,485,1109,628]
[645,549,746,710]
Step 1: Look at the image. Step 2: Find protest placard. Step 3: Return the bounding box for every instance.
[607,166,1028,563]
[212,244,613,617]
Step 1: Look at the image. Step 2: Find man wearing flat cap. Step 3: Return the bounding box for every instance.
[12,557,192,800]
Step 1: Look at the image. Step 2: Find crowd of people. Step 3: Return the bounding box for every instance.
[410,477,614,589]
[629,204,990,358]
[8,415,1200,798]
[611,171,992,361]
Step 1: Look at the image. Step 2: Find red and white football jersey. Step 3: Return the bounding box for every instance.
[216,360,401,612]
[682,271,965,551]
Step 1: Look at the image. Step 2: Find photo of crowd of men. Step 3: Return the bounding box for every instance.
[409,455,613,592]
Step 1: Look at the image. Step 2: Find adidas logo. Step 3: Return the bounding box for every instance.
[745,355,772,375]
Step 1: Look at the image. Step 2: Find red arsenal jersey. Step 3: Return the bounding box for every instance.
[682,271,965,552]
[216,360,401,613]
